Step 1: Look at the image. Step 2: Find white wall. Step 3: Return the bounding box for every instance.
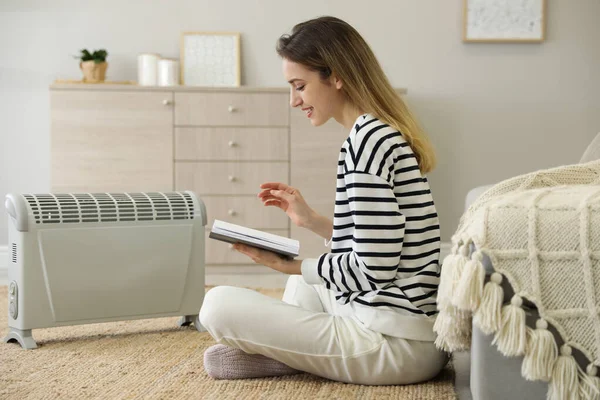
[1,0,599,247]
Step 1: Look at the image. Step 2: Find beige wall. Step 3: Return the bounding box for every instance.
[1,0,599,246]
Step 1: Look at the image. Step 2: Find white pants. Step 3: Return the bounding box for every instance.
[199,275,447,385]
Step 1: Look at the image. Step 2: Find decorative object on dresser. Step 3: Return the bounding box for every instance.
[75,49,109,82]
[158,58,180,86]
[463,0,546,43]
[138,54,181,86]
[181,32,241,87]
[137,53,160,86]
[49,84,406,268]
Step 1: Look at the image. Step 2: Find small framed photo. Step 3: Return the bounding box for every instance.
[181,32,241,87]
[463,0,546,43]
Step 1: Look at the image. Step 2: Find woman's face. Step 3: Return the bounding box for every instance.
[282,58,344,127]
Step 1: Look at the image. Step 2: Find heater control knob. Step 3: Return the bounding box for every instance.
[9,281,18,319]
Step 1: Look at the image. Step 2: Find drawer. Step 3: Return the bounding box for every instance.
[175,162,289,195]
[205,229,289,264]
[203,196,289,229]
[175,92,289,126]
[175,127,289,161]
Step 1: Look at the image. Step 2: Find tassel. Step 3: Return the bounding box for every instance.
[548,345,580,400]
[521,319,558,381]
[580,364,600,400]
[437,249,458,309]
[454,250,486,312]
[473,272,504,335]
[433,304,472,353]
[492,295,527,357]
[449,245,469,306]
[433,307,452,337]
[433,309,453,352]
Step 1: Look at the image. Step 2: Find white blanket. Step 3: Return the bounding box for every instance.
[433,160,600,400]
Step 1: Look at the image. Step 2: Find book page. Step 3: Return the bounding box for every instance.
[212,220,299,250]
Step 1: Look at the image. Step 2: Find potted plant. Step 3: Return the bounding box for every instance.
[77,49,109,82]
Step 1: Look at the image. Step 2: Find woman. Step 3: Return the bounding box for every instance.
[199,16,447,385]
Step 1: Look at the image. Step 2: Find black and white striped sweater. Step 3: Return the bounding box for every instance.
[301,113,440,340]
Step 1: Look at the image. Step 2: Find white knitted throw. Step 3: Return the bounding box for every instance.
[434,160,600,400]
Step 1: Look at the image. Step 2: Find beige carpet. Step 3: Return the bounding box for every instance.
[0,286,456,399]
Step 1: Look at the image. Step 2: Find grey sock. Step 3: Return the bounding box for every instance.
[203,344,300,379]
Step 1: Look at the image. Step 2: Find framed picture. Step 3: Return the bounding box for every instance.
[180,32,241,86]
[463,0,546,43]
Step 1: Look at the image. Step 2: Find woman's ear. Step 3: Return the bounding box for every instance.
[332,75,343,90]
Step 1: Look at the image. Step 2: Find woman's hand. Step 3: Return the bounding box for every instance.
[258,182,316,228]
[232,243,302,275]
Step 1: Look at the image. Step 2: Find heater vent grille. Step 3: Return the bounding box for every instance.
[23,192,196,224]
[11,243,17,264]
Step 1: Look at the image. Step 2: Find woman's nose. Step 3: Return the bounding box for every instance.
[290,92,302,108]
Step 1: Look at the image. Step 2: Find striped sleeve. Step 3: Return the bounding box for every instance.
[309,171,405,293]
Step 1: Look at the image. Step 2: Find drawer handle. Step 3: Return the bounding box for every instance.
[228,244,235,250]
[228,175,237,182]
[228,105,237,113]
[228,140,238,148]
[228,209,237,216]
[162,99,173,106]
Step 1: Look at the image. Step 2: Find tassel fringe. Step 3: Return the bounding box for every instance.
[548,345,579,400]
[473,272,504,334]
[449,245,469,305]
[434,240,600,400]
[521,319,557,381]
[433,304,472,352]
[434,243,473,352]
[437,251,457,308]
[580,364,600,400]
[492,295,527,357]
[454,251,486,312]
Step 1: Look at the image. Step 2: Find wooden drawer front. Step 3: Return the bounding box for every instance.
[176,162,289,195]
[175,127,289,161]
[203,196,288,229]
[175,92,289,126]
[205,229,289,264]
[51,91,173,193]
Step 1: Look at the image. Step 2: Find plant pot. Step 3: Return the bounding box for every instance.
[80,61,108,83]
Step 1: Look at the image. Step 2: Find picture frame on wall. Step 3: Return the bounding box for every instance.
[181,32,241,86]
[463,0,546,43]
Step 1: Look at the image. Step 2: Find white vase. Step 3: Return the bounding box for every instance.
[137,53,159,86]
[157,59,179,86]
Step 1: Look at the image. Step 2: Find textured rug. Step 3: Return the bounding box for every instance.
[0,286,456,399]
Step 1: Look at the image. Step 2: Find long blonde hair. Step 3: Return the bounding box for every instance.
[277,16,436,173]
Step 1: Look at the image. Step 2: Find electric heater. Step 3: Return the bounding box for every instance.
[4,191,206,349]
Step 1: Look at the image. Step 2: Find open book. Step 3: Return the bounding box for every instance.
[209,220,300,258]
